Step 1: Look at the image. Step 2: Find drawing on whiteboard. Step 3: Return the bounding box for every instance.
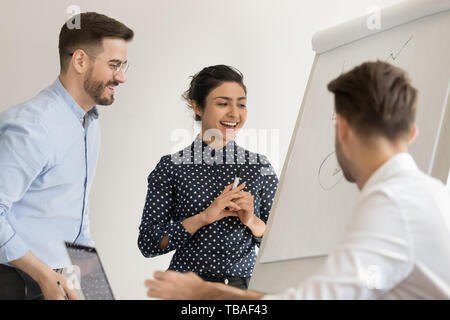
[341,60,346,72]
[318,151,344,190]
[386,35,414,61]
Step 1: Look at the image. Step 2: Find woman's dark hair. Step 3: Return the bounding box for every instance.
[183,65,247,121]
[59,12,134,73]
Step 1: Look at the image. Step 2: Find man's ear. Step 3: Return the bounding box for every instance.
[335,114,349,145]
[71,49,90,74]
[191,101,203,120]
[408,123,418,144]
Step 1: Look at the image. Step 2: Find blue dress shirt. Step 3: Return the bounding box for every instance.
[0,78,100,268]
[138,136,278,278]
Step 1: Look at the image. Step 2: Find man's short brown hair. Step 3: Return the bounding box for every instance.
[59,12,134,73]
[327,60,417,140]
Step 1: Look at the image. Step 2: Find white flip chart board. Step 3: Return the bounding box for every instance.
[253,0,450,290]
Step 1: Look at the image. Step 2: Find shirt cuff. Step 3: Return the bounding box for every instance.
[166,221,192,248]
[0,232,29,264]
[253,236,263,246]
[75,236,95,248]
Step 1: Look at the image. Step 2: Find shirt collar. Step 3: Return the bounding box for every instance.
[50,77,99,121]
[361,152,418,193]
[87,106,99,119]
[194,134,237,154]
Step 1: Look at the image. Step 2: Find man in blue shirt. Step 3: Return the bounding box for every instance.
[0,12,133,299]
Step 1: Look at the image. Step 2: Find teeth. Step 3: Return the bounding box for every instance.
[221,121,238,127]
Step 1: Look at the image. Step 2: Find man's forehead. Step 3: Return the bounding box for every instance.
[99,37,128,59]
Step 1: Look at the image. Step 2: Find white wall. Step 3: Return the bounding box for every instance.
[0,0,404,299]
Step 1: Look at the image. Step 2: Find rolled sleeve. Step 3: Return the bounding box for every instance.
[0,116,50,263]
[138,156,192,258]
[0,219,29,263]
[159,220,192,252]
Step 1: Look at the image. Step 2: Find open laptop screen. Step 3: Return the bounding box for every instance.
[63,242,115,300]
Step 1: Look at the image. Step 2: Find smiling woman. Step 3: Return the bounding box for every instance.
[137,65,279,290]
[183,65,248,146]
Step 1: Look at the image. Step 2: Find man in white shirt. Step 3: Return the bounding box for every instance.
[144,60,450,300]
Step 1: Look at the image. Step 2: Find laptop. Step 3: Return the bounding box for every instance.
[63,242,115,300]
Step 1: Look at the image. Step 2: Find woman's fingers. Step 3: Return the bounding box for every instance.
[231,182,246,193]
[217,184,235,199]
[233,199,250,207]
[223,210,239,217]
[223,184,234,192]
[223,192,247,203]
[225,201,241,211]
[220,182,246,197]
[217,184,252,212]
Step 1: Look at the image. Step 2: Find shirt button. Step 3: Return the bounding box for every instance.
[224,278,229,285]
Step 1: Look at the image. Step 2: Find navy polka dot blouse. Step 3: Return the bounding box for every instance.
[138,135,278,278]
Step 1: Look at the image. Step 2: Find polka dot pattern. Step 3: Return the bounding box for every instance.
[138,136,278,278]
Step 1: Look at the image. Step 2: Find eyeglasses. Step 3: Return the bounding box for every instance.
[69,51,130,74]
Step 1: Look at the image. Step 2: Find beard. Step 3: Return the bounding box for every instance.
[83,67,117,106]
[335,134,356,183]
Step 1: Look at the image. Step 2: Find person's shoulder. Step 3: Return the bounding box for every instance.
[154,153,182,171]
[147,155,173,181]
[168,142,196,165]
[234,145,278,178]
[234,145,269,165]
[255,153,272,166]
[357,167,449,224]
[376,168,445,200]
[0,85,62,128]
[406,170,450,208]
[159,154,174,165]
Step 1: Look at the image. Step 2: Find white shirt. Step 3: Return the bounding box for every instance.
[263,153,450,299]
